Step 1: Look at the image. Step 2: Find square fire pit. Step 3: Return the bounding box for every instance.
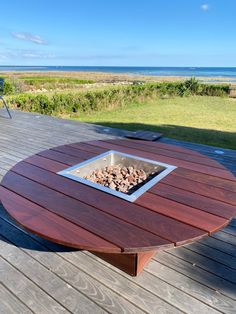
[58,150,177,202]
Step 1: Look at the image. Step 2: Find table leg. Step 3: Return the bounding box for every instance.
[92,250,157,276]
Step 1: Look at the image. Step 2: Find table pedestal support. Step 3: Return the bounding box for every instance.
[92,250,157,276]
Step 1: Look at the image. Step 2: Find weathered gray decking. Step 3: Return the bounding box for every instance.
[0,108,236,314]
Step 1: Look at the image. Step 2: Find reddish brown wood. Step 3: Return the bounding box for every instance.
[127,139,210,157]
[1,139,236,276]
[103,139,226,169]
[51,145,99,159]
[93,252,137,276]
[0,186,120,252]
[150,182,236,219]
[161,173,236,205]
[25,155,66,173]
[38,149,86,165]
[136,251,156,275]
[11,161,207,245]
[93,251,156,276]
[136,193,228,233]
[174,167,236,192]
[69,142,109,154]
[87,140,236,180]
[1,171,172,252]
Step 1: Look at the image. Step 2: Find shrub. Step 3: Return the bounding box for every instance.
[3,79,16,95]
[7,79,230,116]
[0,77,28,94]
[199,84,230,96]
[10,93,52,114]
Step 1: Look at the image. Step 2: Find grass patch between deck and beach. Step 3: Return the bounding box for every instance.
[74,96,236,150]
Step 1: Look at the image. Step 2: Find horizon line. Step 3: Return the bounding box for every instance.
[1,65,236,68]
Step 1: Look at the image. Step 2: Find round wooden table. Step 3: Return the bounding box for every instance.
[1,139,236,276]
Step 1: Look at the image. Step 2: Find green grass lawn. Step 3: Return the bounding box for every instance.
[74,96,236,150]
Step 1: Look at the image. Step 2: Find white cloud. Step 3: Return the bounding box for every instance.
[21,51,55,59]
[0,53,7,59]
[12,32,48,45]
[0,49,55,59]
[201,4,210,11]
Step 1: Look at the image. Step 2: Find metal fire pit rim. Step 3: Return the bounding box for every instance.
[57,150,177,202]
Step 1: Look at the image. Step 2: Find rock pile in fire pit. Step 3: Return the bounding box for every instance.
[84,165,154,194]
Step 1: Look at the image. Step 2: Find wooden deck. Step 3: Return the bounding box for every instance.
[0,108,236,314]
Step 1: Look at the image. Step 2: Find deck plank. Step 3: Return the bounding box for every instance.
[145,259,236,314]
[0,257,68,314]
[199,236,236,257]
[153,251,236,301]
[164,246,236,284]
[0,234,107,314]
[212,231,236,246]
[183,242,236,270]
[0,283,33,314]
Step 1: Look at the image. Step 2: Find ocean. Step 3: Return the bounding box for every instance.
[1,66,236,81]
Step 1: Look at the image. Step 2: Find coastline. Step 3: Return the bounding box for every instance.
[1,70,236,84]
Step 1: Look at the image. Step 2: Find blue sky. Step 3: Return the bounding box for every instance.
[0,0,236,66]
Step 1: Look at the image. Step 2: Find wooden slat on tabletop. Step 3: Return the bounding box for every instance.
[136,192,228,233]
[69,142,110,154]
[174,167,236,192]
[51,144,105,159]
[103,139,226,169]
[87,140,236,180]
[161,173,236,205]
[150,182,236,219]
[0,186,120,252]
[125,138,210,157]
[25,154,66,173]
[37,149,92,165]
[12,161,207,246]
[1,171,172,252]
